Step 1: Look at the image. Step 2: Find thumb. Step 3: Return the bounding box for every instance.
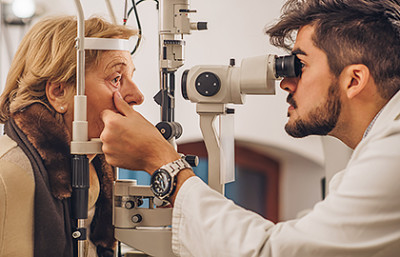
[113,91,133,116]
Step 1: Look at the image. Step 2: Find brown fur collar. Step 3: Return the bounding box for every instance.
[13,104,73,199]
[12,103,116,249]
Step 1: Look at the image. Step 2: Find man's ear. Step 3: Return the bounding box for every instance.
[339,64,370,99]
[46,82,69,113]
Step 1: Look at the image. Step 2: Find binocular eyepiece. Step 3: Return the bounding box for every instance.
[275,54,302,78]
[181,54,302,105]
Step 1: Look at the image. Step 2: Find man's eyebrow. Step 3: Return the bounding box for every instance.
[292,48,307,56]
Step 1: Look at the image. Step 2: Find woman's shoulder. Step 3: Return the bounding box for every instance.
[0,134,33,175]
[0,134,17,157]
[0,135,35,257]
[0,134,34,190]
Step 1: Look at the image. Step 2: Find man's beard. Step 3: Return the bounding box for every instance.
[285,83,342,138]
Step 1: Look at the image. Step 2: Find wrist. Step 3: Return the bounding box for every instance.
[145,152,181,175]
[167,168,195,206]
[150,157,193,201]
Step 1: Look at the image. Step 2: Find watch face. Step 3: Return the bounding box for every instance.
[150,169,172,197]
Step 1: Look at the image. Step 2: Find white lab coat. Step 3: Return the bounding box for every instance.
[171,91,400,257]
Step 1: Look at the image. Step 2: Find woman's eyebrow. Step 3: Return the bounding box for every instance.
[106,62,127,70]
[103,62,127,76]
[104,60,135,77]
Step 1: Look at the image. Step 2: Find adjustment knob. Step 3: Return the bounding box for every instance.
[195,72,221,97]
[124,200,135,209]
[156,121,183,140]
[153,197,168,207]
[196,22,208,30]
[184,155,199,167]
[131,214,142,223]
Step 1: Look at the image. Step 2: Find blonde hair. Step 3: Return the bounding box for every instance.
[0,16,136,123]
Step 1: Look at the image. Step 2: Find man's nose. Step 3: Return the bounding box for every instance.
[280,77,299,94]
[120,78,144,106]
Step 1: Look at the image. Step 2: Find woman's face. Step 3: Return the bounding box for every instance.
[76,50,144,139]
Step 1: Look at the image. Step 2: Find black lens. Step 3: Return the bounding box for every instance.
[181,70,190,100]
[275,54,302,78]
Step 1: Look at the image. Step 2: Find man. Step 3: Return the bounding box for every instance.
[101,0,400,256]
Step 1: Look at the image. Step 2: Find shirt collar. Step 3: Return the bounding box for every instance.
[362,108,384,140]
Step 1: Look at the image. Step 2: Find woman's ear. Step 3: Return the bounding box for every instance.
[339,64,370,100]
[46,82,69,113]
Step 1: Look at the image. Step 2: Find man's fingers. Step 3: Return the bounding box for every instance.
[113,91,134,116]
[101,109,116,123]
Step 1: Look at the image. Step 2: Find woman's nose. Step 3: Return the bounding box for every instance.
[280,77,299,94]
[120,78,144,106]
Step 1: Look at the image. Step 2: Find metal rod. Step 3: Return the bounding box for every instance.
[72,3,89,257]
[77,219,85,257]
[74,0,85,96]
[105,0,117,24]
[169,72,175,121]
[161,70,169,121]
[123,0,128,24]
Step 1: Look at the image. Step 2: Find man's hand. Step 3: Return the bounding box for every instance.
[100,92,180,174]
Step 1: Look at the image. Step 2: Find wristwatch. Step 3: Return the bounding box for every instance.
[150,157,192,200]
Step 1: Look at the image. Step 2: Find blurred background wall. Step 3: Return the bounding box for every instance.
[0,0,352,220]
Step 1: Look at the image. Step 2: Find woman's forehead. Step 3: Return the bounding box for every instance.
[98,51,135,74]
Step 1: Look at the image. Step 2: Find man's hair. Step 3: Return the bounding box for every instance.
[0,16,136,123]
[266,0,400,99]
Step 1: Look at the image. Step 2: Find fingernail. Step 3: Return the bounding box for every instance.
[116,91,123,99]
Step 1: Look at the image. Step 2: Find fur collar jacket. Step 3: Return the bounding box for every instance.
[4,103,116,257]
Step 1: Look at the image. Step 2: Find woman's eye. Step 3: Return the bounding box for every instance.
[111,76,121,87]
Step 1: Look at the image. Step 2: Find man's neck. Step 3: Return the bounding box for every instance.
[330,100,387,149]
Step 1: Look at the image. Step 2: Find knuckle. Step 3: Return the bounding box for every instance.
[101,144,110,154]
[100,132,109,144]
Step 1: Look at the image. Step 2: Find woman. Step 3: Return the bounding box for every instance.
[0,16,144,257]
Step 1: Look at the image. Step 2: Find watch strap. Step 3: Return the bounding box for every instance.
[160,158,192,176]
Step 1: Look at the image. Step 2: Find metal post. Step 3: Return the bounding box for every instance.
[72,1,89,257]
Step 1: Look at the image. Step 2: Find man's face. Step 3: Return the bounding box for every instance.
[280,25,342,138]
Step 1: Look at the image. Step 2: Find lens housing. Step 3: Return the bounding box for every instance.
[275,55,302,78]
